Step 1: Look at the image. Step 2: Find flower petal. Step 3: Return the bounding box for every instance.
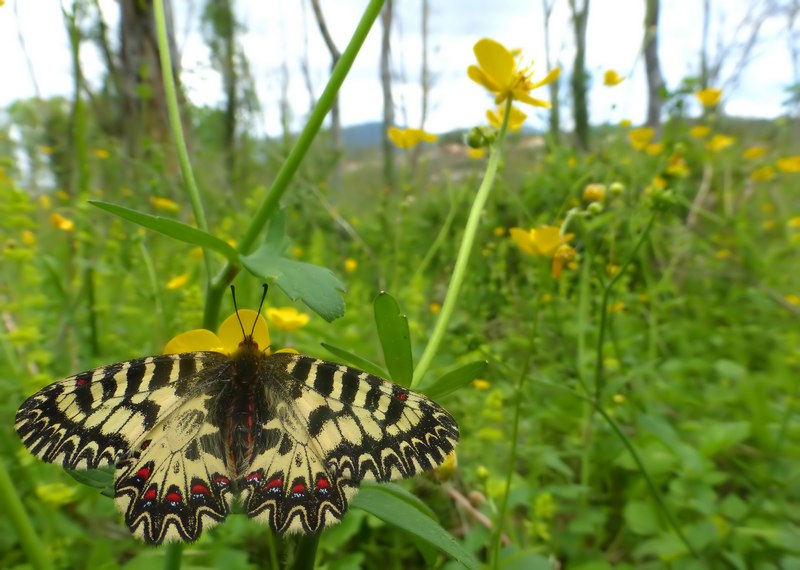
[218,309,271,353]
[467,66,501,92]
[473,39,514,88]
[163,329,225,355]
[509,227,536,256]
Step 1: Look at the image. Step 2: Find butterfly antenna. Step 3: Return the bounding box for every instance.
[252,283,269,337]
[230,285,248,339]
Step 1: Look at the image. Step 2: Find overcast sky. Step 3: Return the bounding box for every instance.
[0,0,794,136]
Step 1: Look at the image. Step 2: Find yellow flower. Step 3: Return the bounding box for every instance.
[776,156,800,173]
[603,69,625,86]
[619,119,632,128]
[787,216,800,228]
[50,213,74,232]
[696,87,722,107]
[266,307,310,333]
[583,183,606,202]
[150,196,180,212]
[486,105,527,131]
[628,127,655,150]
[743,146,767,160]
[56,190,70,201]
[607,263,620,276]
[467,38,560,107]
[433,450,458,482]
[21,230,36,247]
[344,258,358,273]
[706,134,735,152]
[751,165,776,181]
[551,244,577,278]
[612,393,626,404]
[467,147,486,160]
[785,294,800,307]
[166,274,189,290]
[292,246,304,258]
[645,142,663,156]
[35,483,76,508]
[429,302,441,314]
[472,379,490,390]
[387,127,437,149]
[689,125,711,139]
[163,309,272,355]
[666,154,690,177]
[510,225,574,257]
[38,194,52,209]
[39,145,55,154]
[716,249,732,260]
[94,148,109,159]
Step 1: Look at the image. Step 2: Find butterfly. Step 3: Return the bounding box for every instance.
[15,292,459,544]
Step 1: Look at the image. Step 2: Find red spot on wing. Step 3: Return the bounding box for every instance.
[75,377,88,386]
[135,467,150,479]
[143,488,157,501]
[397,391,408,401]
[316,477,331,489]
[246,472,261,483]
[291,482,306,494]
[165,492,182,503]
[191,483,210,495]
[265,478,283,489]
[213,476,231,488]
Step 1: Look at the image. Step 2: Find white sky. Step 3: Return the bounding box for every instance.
[0,0,794,136]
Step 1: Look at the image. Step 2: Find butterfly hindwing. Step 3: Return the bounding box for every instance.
[114,392,233,544]
[240,353,459,534]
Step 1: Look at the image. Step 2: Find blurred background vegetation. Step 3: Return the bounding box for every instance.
[1,0,800,568]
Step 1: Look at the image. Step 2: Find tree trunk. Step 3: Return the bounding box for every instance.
[643,0,665,128]
[569,0,590,150]
[119,0,179,153]
[542,0,561,144]
[380,0,396,191]
[409,0,430,175]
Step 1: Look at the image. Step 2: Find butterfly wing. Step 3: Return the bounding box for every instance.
[240,353,459,534]
[15,352,228,470]
[114,391,233,544]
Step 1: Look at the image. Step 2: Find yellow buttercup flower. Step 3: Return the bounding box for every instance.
[666,154,690,177]
[751,165,775,181]
[776,156,800,173]
[50,213,74,232]
[628,127,655,151]
[706,134,735,152]
[788,217,800,228]
[266,307,310,333]
[467,147,486,160]
[166,273,189,290]
[467,38,560,107]
[387,127,437,149]
[344,258,358,273]
[38,194,52,209]
[163,309,272,355]
[785,294,800,307]
[689,125,711,139]
[645,142,664,156]
[696,87,722,107]
[486,105,527,131]
[603,70,625,86]
[150,196,180,212]
[583,183,606,202]
[619,119,632,128]
[472,379,490,390]
[743,146,767,160]
[509,225,574,257]
[551,244,577,278]
[94,148,110,159]
[429,302,442,314]
[39,145,55,155]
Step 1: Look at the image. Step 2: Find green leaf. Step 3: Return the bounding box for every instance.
[66,467,115,498]
[352,483,479,570]
[373,292,413,387]
[418,360,488,400]
[241,241,345,322]
[90,201,239,262]
[320,342,388,379]
[623,501,662,535]
[697,421,751,457]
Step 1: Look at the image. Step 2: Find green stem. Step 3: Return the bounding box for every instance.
[163,543,182,570]
[409,185,460,284]
[292,533,320,570]
[0,460,53,570]
[594,215,656,399]
[412,99,512,387]
[203,0,386,329]
[152,0,213,290]
[490,296,540,568]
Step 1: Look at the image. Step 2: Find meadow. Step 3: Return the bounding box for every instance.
[2,6,800,570]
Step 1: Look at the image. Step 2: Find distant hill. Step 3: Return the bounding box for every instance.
[341,122,384,151]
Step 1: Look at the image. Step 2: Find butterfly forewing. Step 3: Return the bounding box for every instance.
[15,339,459,543]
